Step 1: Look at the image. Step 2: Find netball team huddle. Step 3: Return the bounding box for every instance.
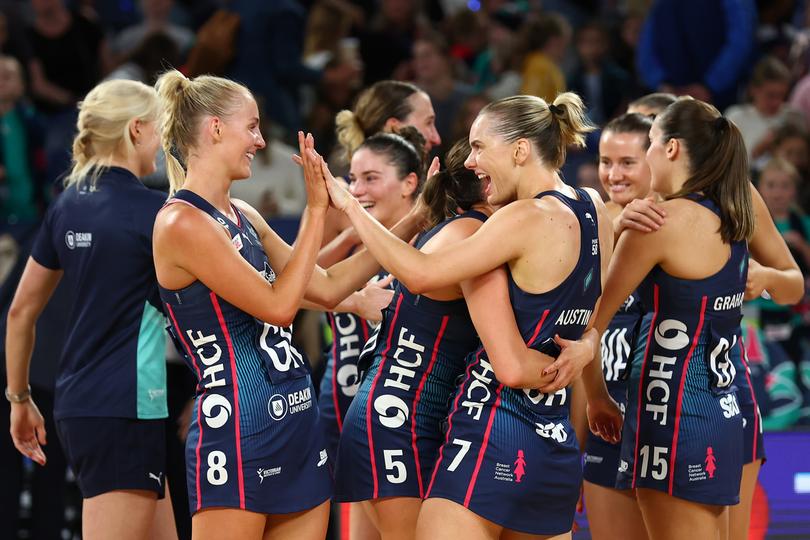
[5,71,804,540]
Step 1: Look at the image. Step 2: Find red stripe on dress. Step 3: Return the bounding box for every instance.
[740,337,759,461]
[366,293,404,499]
[464,383,504,507]
[329,314,343,431]
[210,293,246,509]
[166,303,204,510]
[668,295,707,496]
[426,348,482,497]
[411,315,449,498]
[526,309,551,347]
[632,285,659,489]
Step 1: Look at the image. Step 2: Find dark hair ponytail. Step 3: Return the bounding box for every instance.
[422,138,484,229]
[657,98,754,242]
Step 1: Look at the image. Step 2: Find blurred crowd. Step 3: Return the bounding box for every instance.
[3,0,810,537]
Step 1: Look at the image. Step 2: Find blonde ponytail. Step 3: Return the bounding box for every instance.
[480,92,595,169]
[155,69,252,194]
[64,79,158,189]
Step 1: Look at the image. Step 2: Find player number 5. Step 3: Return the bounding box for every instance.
[383,449,407,484]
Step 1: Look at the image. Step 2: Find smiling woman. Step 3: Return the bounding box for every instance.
[318,91,614,538]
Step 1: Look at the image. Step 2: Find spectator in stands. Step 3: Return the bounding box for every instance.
[637,0,756,109]
[111,0,194,61]
[727,56,805,162]
[27,0,110,184]
[0,56,46,226]
[228,0,359,139]
[471,6,522,96]
[567,20,631,124]
[412,32,472,156]
[359,0,430,84]
[771,124,810,211]
[518,13,571,103]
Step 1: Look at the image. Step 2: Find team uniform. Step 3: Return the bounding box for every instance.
[318,263,388,461]
[30,166,168,498]
[583,293,648,488]
[616,195,746,505]
[426,189,602,536]
[159,190,331,515]
[733,337,766,464]
[334,210,487,501]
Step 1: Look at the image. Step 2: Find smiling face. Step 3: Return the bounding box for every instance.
[219,94,266,181]
[465,113,517,206]
[349,147,414,227]
[599,130,652,206]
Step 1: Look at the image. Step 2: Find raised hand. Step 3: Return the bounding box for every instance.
[426,156,441,181]
[316,152,355,212]
[297,131,329,211]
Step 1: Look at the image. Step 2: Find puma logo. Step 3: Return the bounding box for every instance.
[148,472,163,486]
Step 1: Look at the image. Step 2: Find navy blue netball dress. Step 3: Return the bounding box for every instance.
[334,210,487,501]
[615,195,746,505]
[426,189,602,535]
[583,292,648,488]
[159,190,331,515]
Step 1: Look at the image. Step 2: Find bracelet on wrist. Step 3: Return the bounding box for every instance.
[5,385,31,403]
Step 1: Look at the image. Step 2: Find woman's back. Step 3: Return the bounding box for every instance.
[31,167,167,420]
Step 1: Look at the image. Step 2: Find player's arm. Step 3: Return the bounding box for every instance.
[747,183,804,304]
[156,200,325,327]
[6,258,62,465]
[462,268,557,388]
[237,199,420,308]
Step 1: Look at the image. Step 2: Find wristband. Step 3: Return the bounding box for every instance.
[4,385,31,403]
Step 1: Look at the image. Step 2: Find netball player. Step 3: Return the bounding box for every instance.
[322,80,442,252]
[582,98,754,540]
[318,127,425,463]
[583,113,655,540]
[318,92,612,538]
[317,80,441,540]
[589,113,804,540]
[6,80,177,539]
[152,70,428,539]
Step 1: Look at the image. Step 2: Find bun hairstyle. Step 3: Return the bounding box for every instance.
[480,92,595,170]
[335,80,422,157]
[155,69,253,193]
[65,79,159,189]
[656,98,754,242]
[602,112,654,149]
[357,125,427,197]
[422,138,484,229]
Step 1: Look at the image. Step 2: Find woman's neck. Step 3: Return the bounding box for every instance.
[515,163,567,200]
[183,158,236,218]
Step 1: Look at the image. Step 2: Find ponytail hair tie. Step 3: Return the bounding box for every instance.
[714,116,728,132]
[549,103,563,116]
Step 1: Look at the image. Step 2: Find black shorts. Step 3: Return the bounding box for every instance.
[56,417,166,499]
